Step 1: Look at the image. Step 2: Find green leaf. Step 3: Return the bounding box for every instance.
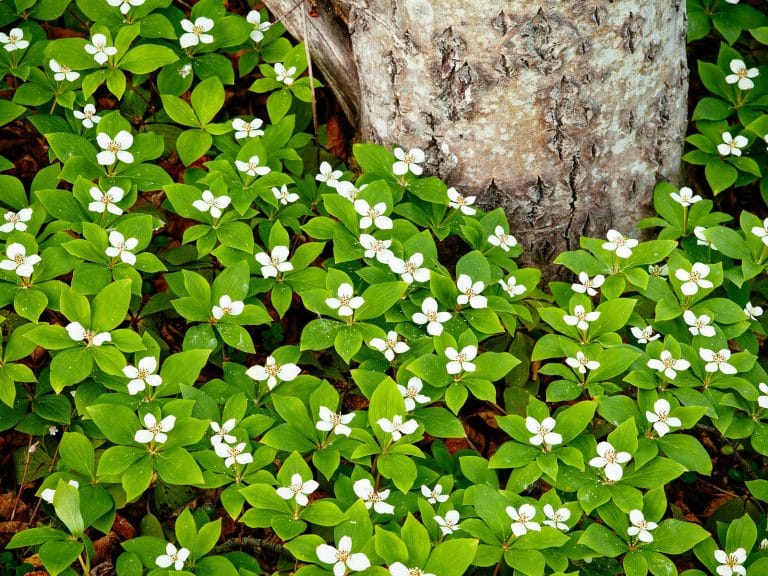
[91,279,132,331]
[177,129,213,166]
[156,447,204,485]
[579,523,626,557]
[646,519,710,554]
[39,539,84,576]
[705,159,738,195]
[425,539,478,576]
[53,479,84,536]
[191,76,224,126]
[355,282,407,320]
[88,404,140,445]
[657,434,712,475]
[6,527,68,548]
[50,347,93,392]
[119,44,178,73]
[59,432,95,480]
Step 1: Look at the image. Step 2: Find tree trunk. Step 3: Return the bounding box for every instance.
[265,0,688,271]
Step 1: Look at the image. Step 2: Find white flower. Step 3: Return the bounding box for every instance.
[645,398,681,437]
[0,208,32,233]
[106,0,145,15]
[506,504,541,537]
[246,356,301,390]
[392,147,425,176]
[235,155,271,177]
[752,218,768,248]
[725,59,759,91]
[745,301,763,321]
[761,538,768,551]
[0,243,40,277]
[631,326,660,344]
[647,350,690,380]
[316,536,371,576]
[488,226,518,251]
[84,33,117,65]
[337,181,366,202]
[370,330,409,362]
[74,104,101,129]
[49,59,79,82]
[759,383,768,409]
[326,283,364,317]
[316,161,343,188]
[499,276,527,297]
[276,473,319,507]
[456,274,487,309]
[412,297,451,336]
[694,226,716,250]
[359,233,394,263]
[105,231,138,265]
[627,509,657,543]
[48,426,58,436]
[717,132,748,157]
[192,190,231,218]
[123,356,162,396]
[255,246,293,278]
[525,416,562,447]
[316,406,355,437]
[377,414,418,441]
[565,351,600,374]
[563,305,600,331]
[212,295,244,320]
[353,478,394,514]
[96,131,134,165]
[88,186,124,215]
[420,483,448,504]
[398,377,431,412]
[354,199,392,230]
[683,310,716,337]
[670,187,702,207]
[447,187,476,215]
[433,510,461,535]
[41,480,79,504]
[0,28,29,51]
[275,62,297,86]
[210,418,236,446]
[389,253,430,284]
[571,272,605,296]
[445,345,477,375]
[603,229,638,259]
[177,63,192,78]
[65,322,111,347]
[724,0,739,3]
[232,117,264,139]
[390,563,435,576]
[246,10,271,43]
[699,348,737,374]
[134,413,175,444]
[273,185,299,205]
[180,17,214,49]
[543,504,571,531]
[214,440,253,468]
[649,264,669,278]
[674,262,713,296]
[714,548,747,576]
[156,543,190,571]
[589,441,631,482]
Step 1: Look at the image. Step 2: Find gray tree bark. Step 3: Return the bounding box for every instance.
[265,0,688,270]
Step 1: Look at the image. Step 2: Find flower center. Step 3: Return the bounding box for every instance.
[265,363,280,377]
[385,339,396,350]
[689,271,700,282]
[149,424,162,435]
[107,140,121,153]
[603,449,617,464]
[367,208,380,219]
[9,34,18,43]
[614,236,626,247]
[367,490,381,503]
[169,552,180,562]
[61,64,71,73]
[330,413,342,426]
[371,240,385,251]
[656,410,668,422]
[221,306,231,316]
[713,353,725,363]
[13,254,24,265]
[138,368,148,379]
[408,569,424,576]
[406,386,419,399]
[425,311,437,322]
[456,195,467,206]
[726,555,739,567]
[338,295,351,306]
[192,25,204,35]
[537,425,551,438]
[737,69,748,79]
[456,353,466,364]
[404,261,417,273]
[519,513,529,523]
[498,233,509,243]
[101,193,113,204]
[662,357,675,369]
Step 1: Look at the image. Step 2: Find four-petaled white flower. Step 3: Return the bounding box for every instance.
[49,59,79,82]
[645,398,681,438]
[337,181,366,201]
[85,33,117,65]
[106,0,145,15]
[193,190,231,218]
[603,229,638,258]
[507,504,541,537]
[683,310,716,337]
[378,414,418,441]
[694,226,716,250]
[276,473,319,507]
[589,441,631,481]
[246,10,271,43]
[359,234,394,263]
[316,536,371,576]
[447,187,476,215]
[210,418,236,446]
[456,274,487,309]
[759,383,768,409]
[674,262,713,296]
[421,483,449,504]
[445,345,477,375]
[275,62,297,86]
[671,187,702,207]
[390,563,435,576]
[66,322,111,346]
[214,440,253,468]
[0,208,32,233]
[525,416,562,448]
[433,510,461,535]
[156,543,190,571]
[105,231,138,265]
[627,509,657,543]
[316,161,343,188]
[41,479,79,504]
[565,351,600,374]
[488,226,518,251]
[0,243,40,277]
[88,185,124,215]
[393,147,425,176]
[631,325,660,344]
[96,131,134,165]
[236,155,271,177]
[255,246,293,278]
[543,504,571,531]
[398,377,431,412]
[326,283,364,317]
[571,271,605,296]
[499,276,527,297]
[353,478,394,514]
[714,548,747,576]
[273,185,299,205]
[564,305,600,331]
[389,253,430,284]
[135,413,175,444]
[212,295,244,320]
[700,348,737,374]
[180,17,215,49]
[751,218,768,246]
[717,132,748,157]
[0,28,29,51]
[412,297,451,336]
[370,330,409,362]
[246,355,301,390]
[316,406,355,437]
[74,104,101,128]
[745,301,763,321]
[726,59,759,90]
[354,199,392,230]
[647,350,690,380]
[649,263,669,278]
[232,117,264,139]
[123,356,162,396]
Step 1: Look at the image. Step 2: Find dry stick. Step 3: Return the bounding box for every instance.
[301,0,320,155]
[11,435,34,521]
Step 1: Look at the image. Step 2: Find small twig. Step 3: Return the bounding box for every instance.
[11,436,34,521]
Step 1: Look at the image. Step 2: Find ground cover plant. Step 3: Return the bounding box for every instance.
[1,1,768,575]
